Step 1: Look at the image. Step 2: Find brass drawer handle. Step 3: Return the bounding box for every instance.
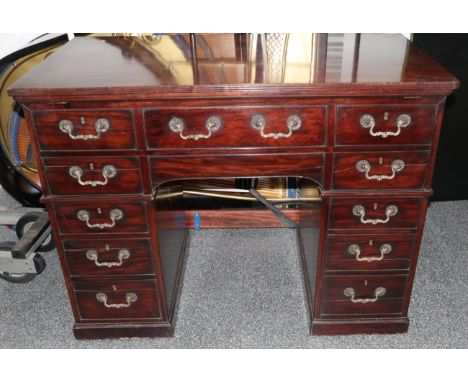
[86,249,130,268]
[352,204,398,225]
[69,165,117,187]
[59,118,110,140]
[360,113,411,138]
[251,114,302,139]
[77,208,123,229]
[347,243,392,262]
[169,116,222,140]
[96,292,138,309]
[355,159,405,181]
[343,287,386,303]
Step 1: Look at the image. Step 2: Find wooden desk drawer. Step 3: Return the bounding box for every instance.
[150,153,324,186]
[321,274,407,316]
[33,109,135,151]
[325,234,414,271]
[329,197,422,230]
[63,238,154,277]
[144,105,326,149]
[52,201,149,235]
[335,105,436,146]
[73,279,162,320]
[44,157,143,195]
[333,151,430,190]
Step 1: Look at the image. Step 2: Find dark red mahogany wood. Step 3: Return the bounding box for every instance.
[323,274,407,300]
[183,208,320,229]
[52,201,149,235]
[321,274,407,316]
[33,109,136,151]
[332,151,430,190]
[44,156,143,195]
[324,233,415,271]
[150,153,324,188]
[73,278,163,320]
[144,105,326,149]
[8,34,459,339]
[9,34,458,101]
[328,197,422,230]
[62,238,155,277]
[335,104,436,146]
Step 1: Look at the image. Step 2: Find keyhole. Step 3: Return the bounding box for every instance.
[384,112,389,120]
[112,284,117,291]
[369,240,373,246]
[373,203,378,210]
[97,208,102,214]
[364,280,368,286]
[105,244,110,251]
[80,116,86,125]
[89,162,95,170]
[379,157,383,165]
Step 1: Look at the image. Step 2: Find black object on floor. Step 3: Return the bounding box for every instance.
[413,34,468,201]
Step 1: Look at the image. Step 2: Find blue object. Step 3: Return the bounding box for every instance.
[287,188,299,199]
[194,212,201,230]
[8,103,23,166]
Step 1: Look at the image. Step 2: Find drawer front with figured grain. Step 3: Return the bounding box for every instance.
[335,105,436,146]
[144,105,326,149]
[325,233,415,271]
[33,109,135,151]
[73,279,162,320]
[329,197,422,230]
[150,153,324,186]
[333,151,430,190]
[52,201,149,235]
[321,274,407,316]
[44,157,143,195]
[63,238,154,277]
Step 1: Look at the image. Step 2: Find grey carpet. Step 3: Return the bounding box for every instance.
[0,185,466,348]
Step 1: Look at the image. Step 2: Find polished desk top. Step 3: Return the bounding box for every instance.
[9,34,458,101]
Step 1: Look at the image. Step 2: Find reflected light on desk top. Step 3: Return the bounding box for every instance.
[106,33,401,85]
[9,33,456,93]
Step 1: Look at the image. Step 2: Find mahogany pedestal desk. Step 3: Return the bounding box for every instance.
[9,34,459,339]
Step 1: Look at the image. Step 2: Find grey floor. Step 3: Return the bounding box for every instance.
[0,186,466,348]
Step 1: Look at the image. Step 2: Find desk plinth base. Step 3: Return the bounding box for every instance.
[311,318,409,335]
[73,322,173,340]
[73,319,409,339]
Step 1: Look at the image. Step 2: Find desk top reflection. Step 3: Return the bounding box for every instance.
[10,33,458,101]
